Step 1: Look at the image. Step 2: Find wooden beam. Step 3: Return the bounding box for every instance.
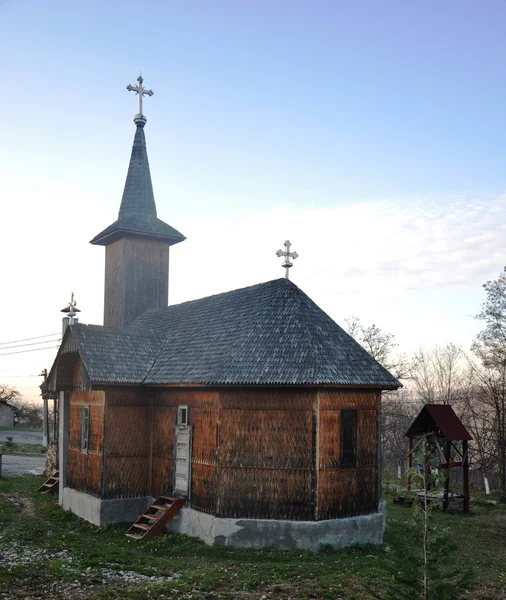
[407,438,413,491]
[437,461,462,470]
[148,396,153,497]
[443,440,451,512]
[463,440,470,513]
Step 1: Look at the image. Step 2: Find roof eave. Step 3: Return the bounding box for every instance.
[90,227,186,246]
[87,380,401,389]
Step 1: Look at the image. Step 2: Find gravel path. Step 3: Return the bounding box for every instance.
[0,454,45,476]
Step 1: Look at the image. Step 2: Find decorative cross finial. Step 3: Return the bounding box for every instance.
[276,240,299,279]
[126,75,154,126]
[61,292,81,317]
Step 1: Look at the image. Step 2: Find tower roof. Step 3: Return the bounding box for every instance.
[90,120,185,246]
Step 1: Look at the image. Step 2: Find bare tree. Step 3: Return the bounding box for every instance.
[346,318,414,478]
[471,267,506,501]
[0,385,43,429]
[411,343,465,406]
[0,384,21,405]
[345,317,411,380]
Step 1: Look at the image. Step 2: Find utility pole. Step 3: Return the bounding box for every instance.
[40,368,49,447]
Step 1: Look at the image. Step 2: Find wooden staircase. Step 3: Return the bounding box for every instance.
[37,471,59,494]
[125,495,185,540]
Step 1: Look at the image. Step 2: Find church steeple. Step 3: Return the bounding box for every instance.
[90,77,185,246]
[91,76,185,327]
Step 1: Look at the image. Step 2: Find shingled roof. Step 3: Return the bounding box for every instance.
[406,404,472,441]
[51,279,401,389]
[90,122,185,246]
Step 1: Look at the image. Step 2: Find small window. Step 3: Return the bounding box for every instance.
[341,409,356,467]
[177,405,189,426]
[81,405,90,453]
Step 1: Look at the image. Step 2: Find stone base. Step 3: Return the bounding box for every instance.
[61,488,152,526]
[61,487,386,551]
[166,502,387,551]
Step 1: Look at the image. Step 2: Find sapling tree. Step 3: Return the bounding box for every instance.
[375,435,472,600]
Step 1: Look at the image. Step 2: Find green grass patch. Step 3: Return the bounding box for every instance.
[0,427,43,432]
[0,476,505,599]
[0,442,47,455]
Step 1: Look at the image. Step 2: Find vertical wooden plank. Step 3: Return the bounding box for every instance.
[148,396,153,496]
[101,394,107,498]
[216,394,221,516]
[463,440,470,513]
[443,440,451,512]
[311,407,317,520]
[376,393,381,507]
[407,438,413,491]
[313,391,320,520]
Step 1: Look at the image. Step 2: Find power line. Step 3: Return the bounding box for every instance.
[0,339,61,351]
[0,374,42,378]
[0,345,60,357]
[0,332,60,346]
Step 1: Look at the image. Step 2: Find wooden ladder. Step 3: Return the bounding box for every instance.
[125,495,185,540]
[37,470,59,494]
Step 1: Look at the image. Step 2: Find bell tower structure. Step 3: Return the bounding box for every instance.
[90,76,185,327]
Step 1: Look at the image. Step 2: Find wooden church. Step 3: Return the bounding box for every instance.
[43,77,401,550]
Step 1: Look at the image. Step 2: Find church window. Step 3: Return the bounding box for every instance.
[341,409,356,467]
[177,405,189,426]
[81,405,90,453]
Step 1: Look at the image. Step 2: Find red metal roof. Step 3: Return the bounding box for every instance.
[405,404,472,441]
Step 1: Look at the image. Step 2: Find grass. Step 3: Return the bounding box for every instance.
[0,441,47,456]
[0,477,505,599]
[0,426,43,432]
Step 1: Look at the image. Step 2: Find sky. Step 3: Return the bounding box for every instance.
[1,0,506,403]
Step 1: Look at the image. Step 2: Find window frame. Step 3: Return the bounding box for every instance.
[81,405,90,454]
[340,409,357,468]
[177,405,189,426]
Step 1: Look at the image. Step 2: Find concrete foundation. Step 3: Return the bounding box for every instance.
[62,487,386,551]
[62,488,152,526]
[166,502,387,551]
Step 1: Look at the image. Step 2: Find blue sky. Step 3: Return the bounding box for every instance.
[1,0,506,401]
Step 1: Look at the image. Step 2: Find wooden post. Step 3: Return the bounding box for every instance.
[148,396,153,497]
[42,397,48,447]
[443,439,451,512]
[58,392,70,505]
[407,438,413,491]
[463,440,470,513]
[53,396,59,443]
[312,392,320,521]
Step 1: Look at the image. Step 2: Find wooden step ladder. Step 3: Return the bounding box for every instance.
[125,495,185,540]
[37,471,59,494]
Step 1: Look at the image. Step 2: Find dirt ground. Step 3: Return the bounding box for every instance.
[0,455,45,476]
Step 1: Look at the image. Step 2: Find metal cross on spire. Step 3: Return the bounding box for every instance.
[126,75,154,124]
[276,240,299,279]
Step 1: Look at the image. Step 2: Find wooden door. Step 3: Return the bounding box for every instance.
[173,425,192,498]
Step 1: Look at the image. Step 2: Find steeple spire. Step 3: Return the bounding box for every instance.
[90,76,185,247]
[90,76,186,327]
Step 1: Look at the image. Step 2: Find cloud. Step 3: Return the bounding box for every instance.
[170,193,506,304]
[2,189,505,402]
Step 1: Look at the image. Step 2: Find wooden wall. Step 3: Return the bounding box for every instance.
[104,237,170,327]
[68,383,105,496]
[151,390,218,514]
[318,389,380,519]
[218,389,315,520]
[102,388,150,499]
[101,388,218,510]
[73,384,380,521]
